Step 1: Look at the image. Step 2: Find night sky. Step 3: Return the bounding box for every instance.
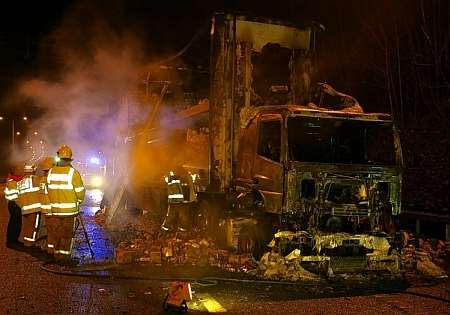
[1,1,447,112]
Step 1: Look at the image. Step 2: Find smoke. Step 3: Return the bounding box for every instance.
[8,0,203,218]
[12,2,160,167]
[19,48,145,157]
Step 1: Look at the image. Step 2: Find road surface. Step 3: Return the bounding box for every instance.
[0,189,448,314]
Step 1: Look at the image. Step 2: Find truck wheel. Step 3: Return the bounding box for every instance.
[326,216,342,232]
[239,225,266,260]
[196,200,221,240]
[196,200,210,230]
[381,211,397,233]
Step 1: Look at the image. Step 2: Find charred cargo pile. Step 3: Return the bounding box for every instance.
[114,229,254,272]
[110,225,449,282]
[400,232,449,278]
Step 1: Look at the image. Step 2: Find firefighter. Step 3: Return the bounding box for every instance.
[162,172,183,231]
[16,164,42,246]
[4,168,23,248]
[161,169,195,232]
[46,145,85,263]
[36,157,54,251]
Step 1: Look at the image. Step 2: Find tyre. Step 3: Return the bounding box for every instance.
[326,216,342,232]
[238,219,273,260]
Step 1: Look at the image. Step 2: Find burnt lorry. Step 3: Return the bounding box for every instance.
[227,106,403,270]
[123,13,403,272]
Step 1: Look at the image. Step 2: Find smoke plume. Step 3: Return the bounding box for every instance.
[13,2,160,168]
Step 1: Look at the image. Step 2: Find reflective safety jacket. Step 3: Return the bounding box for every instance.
[4,179,19,201]
[39,176,51,214]
[167,177,184,203]
[17,175,41,214]
[47,166,85,216]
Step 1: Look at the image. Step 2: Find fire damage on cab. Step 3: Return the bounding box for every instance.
[228,105,403,276]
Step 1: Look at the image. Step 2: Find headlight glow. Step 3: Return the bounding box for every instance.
[91,176,103,187]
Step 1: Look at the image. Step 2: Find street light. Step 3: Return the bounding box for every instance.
[33,131,38,135]
[0,115,30,152]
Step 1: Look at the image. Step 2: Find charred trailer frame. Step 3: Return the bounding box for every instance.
[208,13,314,192]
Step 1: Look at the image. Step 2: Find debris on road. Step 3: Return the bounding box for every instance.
[417,259,447,278]
[94,208,106,226]
[256,249,319,281]
[400,232,449,277]
[104,212,448,282]
[113,229,256,274]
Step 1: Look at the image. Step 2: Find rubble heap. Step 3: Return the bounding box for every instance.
[96,207,449,281]
[400,232,449,278]
[252,231,449,281]
[114,230,255,273]
[252,249,320,281]
[112,228,449,280]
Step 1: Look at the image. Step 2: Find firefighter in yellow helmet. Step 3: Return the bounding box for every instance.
[39,157,54,214]
[16,164,42,246]
[35,157,54,251]
[46,145,85,263]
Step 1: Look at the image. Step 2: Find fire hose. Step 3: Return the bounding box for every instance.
[39,260,325,286]
[39,261,450,303]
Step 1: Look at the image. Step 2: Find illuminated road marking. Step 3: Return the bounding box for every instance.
[190,293,227,313]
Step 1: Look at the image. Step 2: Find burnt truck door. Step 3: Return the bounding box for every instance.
[236,118,257,183]
[253,114,284,214]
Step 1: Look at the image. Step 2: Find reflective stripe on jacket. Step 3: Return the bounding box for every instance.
[47,166,85,215]
[167,179,184,203]
[39,176,51,214]
[17,175,42,214]
[4,179,19,201]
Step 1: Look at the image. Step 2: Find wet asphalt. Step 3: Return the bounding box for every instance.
[0,188,449,314]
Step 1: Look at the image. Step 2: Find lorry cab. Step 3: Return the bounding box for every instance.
[236,105,403,236]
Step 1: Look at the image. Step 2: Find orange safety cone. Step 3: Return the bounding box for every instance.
[163,281,192,312]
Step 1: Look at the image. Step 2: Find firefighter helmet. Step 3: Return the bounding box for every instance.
[57,145,73,159]
[39,157,54,171]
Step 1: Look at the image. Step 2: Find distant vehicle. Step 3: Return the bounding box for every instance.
[75,154,107,189]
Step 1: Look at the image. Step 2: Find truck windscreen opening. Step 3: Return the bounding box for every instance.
[288,117,396,165]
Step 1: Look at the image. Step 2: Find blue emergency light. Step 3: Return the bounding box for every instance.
[89,157,100,165]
